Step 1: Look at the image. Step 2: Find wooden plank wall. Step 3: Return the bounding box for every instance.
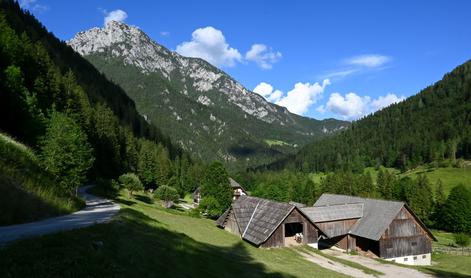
[379,207,432,258]
[261,208,318,248]
[316,218,358,238]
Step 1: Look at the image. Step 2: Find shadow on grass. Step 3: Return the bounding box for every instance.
[134,194,154,204]
[115,197,136,206]
[0,208,293,278]
[420,267,471,278]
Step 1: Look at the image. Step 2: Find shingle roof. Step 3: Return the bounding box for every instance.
[314,194,404,241]
[301,203,363,223]
[229,178,244,190]
[221,196,295,246]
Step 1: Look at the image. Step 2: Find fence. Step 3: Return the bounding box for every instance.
[433,246,471,256]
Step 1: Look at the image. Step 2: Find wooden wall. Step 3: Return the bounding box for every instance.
[379,207,432,258]
[316,218,358,238]
[224,210,241,236]
[261,208,318,248]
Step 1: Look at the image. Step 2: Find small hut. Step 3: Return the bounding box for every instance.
[229,178,247,200]
[217,196,321,248]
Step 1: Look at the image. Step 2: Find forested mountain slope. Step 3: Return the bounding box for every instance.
[67,21,348,169]
[0,0,183,179]
[277,60,471,172]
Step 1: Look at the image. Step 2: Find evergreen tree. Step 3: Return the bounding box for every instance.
[438,184,471,233]
[200,162,233,215]
[40,112,94,196]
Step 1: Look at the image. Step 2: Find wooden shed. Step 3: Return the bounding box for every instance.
[303,194,436,266]
[216,196,321,248]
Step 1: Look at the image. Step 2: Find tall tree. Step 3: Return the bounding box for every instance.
[438,184,471,233]
[200,162,233,215]
[40,112,94,195]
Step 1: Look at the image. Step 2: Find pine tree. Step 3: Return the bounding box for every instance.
[40,112,94,196]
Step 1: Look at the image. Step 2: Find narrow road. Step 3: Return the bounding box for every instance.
[0,185,120,245]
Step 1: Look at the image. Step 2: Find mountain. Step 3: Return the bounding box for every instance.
[273,60,471,172]
[67,21,348,169]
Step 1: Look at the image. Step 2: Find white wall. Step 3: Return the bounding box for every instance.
[385,253,431,266]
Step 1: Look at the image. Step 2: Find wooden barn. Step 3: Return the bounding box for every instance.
[302,194,436,266]
[216,196,321,248]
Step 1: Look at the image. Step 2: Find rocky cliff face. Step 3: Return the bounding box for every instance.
[68,21,348,167]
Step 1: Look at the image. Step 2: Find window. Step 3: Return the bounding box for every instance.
[422,255,427,259]
[411,242,417,246]
[413,256,417,261]
[404,257,408,262]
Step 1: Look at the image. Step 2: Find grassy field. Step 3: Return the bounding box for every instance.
[264,139,291,147]
[419,253,471,278]
[311,164,471,196]
[0,191,347,278]
[0,133,83,226]
[401,166,471,194]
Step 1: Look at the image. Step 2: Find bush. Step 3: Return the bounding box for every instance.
[118,173,143,196]
[154,185,179,208]
[199,196,222,219]
[454,233,470,248]
[95,178,120,198]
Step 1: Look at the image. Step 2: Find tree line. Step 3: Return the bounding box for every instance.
[239,168,471,234]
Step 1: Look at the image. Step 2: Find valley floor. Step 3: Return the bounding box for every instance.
[1,189,470,278]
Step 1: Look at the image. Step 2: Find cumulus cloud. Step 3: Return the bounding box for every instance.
[19,0,48,12]
[253,82,283,102]
[176,26,242,67]
[371,93,404,110]
[325,92,404,120]
[245,44,282,69]
[253,80,330,115]
[104,9,128,26]
[346,54,391,68]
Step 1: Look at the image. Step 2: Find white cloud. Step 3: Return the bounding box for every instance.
[346,54,391,68]
[19,0,48,12]
[370,93,404,110]
[160,31,170,37]
[326,92,370,119]
[325,92,404,120]
[245,44,282,69]
[253,79,330,115]
[319,68,360,80]
[316,105,326,113]
[253,82,283,102]
[176,26,242,67]
[104,9,128,26]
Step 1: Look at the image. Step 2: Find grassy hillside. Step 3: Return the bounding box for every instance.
[0,191,346,278]
[0,133,83,226]
[401,165,471,194]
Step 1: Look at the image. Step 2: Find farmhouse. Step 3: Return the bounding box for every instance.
[302,194,436,266]
[216,196,321,248]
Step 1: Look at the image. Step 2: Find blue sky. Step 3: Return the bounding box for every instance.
[21,0,471,120]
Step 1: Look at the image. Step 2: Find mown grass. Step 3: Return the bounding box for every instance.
[298,246,384,277]
[401,165,471,194]
[0,190,347,278]
[264,139,291,147]
[0,133,83,226]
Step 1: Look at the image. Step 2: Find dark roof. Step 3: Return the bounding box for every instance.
[219,196,295,245]
[216,207,231,227]
[301,203,363,222]
[313,194,436,241]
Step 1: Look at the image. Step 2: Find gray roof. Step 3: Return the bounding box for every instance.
[314,194,404,241]
[289,201,307,208]
[220,196,295,246]
[301,203,363,223]
[229,178,244,190]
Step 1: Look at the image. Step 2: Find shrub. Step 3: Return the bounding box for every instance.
[154,185,179,208]
[454,233,470,248]
[118,173,143,196]
[199,196,222,219]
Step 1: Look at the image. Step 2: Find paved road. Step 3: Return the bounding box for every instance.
[0,185,120,245]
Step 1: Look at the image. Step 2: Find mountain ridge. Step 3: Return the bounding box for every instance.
[68,21,348,168]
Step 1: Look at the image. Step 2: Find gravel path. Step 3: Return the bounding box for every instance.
[0,185,119,245]
[318,249,434,278]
